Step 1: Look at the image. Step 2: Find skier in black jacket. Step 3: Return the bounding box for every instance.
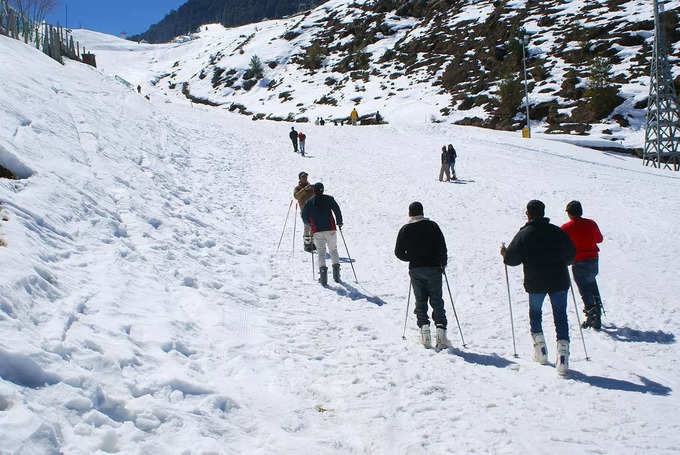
[395,202,450,349]
[301,182,343,285]
[501,199,576,375]
[289,127,299,153]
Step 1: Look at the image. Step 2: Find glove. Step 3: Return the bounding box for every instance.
[338,224,343,230]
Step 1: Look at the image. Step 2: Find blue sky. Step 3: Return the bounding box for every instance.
[46,1,188,37]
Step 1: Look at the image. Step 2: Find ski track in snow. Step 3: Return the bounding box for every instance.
[1,32,680,454]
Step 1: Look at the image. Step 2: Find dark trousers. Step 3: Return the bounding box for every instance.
[291,139,298,153]
[572,259,601,312]
[409,267,447,328]
[529,291,569,341]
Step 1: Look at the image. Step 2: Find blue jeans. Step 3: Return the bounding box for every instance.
[449,160,456,177]
[409,267,447,328]
[572,259,600,311]
[529,290,569,341]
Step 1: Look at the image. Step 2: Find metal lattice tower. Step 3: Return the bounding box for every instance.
[644,0,680,171]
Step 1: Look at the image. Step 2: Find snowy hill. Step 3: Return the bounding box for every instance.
[2,23,680,455]
[81,0,680,149]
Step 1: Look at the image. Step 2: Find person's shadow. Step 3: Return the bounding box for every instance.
[601,324,675,344]
[567,371,671,396]
[326,281,387,306]
[447,348,516,369]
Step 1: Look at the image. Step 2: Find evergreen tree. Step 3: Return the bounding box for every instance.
[249,55,264,79]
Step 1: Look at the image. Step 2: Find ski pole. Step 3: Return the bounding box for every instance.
[276,200,294,253]
[443,270,467,348]
[292,203,298,257]
[402,281,412,340]
[569,278,590,361]
[338,227,358,283]
[503,243,518,358]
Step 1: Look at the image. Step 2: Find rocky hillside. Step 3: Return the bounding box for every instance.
[102,0,680,148]
[129,0,327,44]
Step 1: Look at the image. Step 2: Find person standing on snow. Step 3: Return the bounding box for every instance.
[446,144,457,181]
[289,127,299,153]
[394,202,450,349]
[561,200,604,330]
[298,131,307,156]
[439,146,451,182]
[301,183,343,286]
[501,200,576,376]
[350,108,359,125]
[293,172,315,252]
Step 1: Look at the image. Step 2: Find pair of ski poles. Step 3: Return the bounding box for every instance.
[277,199,359,283]
[503,243,590,361]
[401,270,467,348]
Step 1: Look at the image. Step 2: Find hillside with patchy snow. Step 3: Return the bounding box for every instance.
[80,0,680,150]
[2,20,680,455]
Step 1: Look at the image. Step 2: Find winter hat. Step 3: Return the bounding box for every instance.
[409,201,424,217]
[313,182,324,194]
[566,200,583,217]
[298,171,308,179]
[526,199,545,219]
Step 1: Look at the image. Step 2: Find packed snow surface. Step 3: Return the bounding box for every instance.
[1,26,680,454]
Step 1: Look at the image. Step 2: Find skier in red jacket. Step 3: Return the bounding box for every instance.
[561,201,604,330]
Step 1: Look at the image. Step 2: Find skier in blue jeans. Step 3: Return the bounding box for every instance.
[501,200,576,375]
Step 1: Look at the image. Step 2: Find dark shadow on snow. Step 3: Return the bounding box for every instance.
[567,372,671,396]
[601,324,675,344]
[326,282,387,306]
[447,348,516,369]
[451,179,475,184]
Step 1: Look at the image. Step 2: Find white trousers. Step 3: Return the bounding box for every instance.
[313,230,340,268]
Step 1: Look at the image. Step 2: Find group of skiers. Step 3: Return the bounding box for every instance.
[294,172,344,286]
[439,144,458,182]
[289,127,307,156]
[391,197,603,375]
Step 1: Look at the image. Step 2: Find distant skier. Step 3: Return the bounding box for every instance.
[561,201,604,330]
[501,200,576,376]
[446,144,457,180]
[301,182,343,286]
[289,127,299,153]
[294,172,315,252]
[298,131,307,156]
[439,146,451,182]
[394,202,450,349]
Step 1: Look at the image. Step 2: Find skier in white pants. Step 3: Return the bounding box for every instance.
[301,182,343,286]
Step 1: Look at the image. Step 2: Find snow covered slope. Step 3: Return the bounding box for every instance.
[74,0,680,149]
[2,28,680,454]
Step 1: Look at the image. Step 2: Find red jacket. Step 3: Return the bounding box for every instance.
[561,217,603,263]
[298,132,306,141]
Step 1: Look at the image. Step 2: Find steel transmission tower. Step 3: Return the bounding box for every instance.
[644,0,680,171]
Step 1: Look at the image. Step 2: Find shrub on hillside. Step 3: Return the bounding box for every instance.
[585,57,623,120]
[497,77,524,119]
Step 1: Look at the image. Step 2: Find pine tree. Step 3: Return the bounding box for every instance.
[249,55,264,79]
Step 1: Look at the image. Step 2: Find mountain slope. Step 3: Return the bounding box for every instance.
[129,0,327,44]
[2,28,680,454]
[97,0,680,149]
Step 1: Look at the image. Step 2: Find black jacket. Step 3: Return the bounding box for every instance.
[504,217,576,293]
[289,130,298,143]
[395,218,447,269]
[301,194,342,233]
[446,147,457,162]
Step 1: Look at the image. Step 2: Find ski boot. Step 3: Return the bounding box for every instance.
[581,304,601,330]
[420,325,432,349]
[332,264,341,282]
[532,332,548,365]
[319,266,328,287]
[434,326,450,350]
[556,340,570,376]
[304,243,313,253]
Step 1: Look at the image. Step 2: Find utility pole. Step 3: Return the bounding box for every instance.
[65,3,67,30]
[643,0,680,171]
[521,34,531,138]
